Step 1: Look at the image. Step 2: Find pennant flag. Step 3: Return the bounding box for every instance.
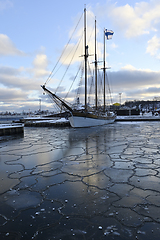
[105,29,114,40]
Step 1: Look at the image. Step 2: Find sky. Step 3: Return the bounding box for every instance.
[1,0,160,113]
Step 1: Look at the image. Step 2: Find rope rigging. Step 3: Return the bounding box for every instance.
[44,12,83,86]
[75,64,84,106]
[55,31,84,94]
[106,72,113,105]
[65,61,83,100]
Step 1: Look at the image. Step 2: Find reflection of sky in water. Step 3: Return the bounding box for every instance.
[0,123,160,239]
[3,190,41,210]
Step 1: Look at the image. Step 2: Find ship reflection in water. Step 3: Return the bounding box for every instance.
[0,122,160,240]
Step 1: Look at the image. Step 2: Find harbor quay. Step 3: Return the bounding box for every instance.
[0,122,160,239]
[0,123,24,136]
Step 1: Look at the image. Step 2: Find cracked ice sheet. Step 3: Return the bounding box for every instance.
[0,123,160,239]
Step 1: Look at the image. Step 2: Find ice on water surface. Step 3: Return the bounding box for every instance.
[0,123,160,239]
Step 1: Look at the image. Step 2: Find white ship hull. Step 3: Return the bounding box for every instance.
[69,115,115,128]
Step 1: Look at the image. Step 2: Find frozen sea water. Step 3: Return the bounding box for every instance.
[0,122,160,239]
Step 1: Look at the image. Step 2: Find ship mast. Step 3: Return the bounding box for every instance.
[95,18,98,110]
[84,7,88,111]
[103,29,106,112]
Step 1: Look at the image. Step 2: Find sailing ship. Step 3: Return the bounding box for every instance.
[41,8,116,128]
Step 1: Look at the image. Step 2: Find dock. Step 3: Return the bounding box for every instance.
[116,114,160,121]
[23,117,70,127]
[1,114,160,134]
[0,123,24,136]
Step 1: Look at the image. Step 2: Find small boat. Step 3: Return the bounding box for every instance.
[41,8,116,128]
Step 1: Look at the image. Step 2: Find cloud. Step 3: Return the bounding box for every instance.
[121,65,136,71]
[107,0,160,38]
[0,87,42,112]
[33,54,48,69]
[109,66,160,100]
[0,66,38,90]
[126,86,160,97]
[32,53,50,77]
[0,0,12,11]
[58,65,160,104]
[43,61,160,104]
[0,88,28,101]
[0,34,24,56]
[120,86,160,103]
[0,66,20,76]
[1,63,160,111]
[146,35,160,58]
[0,61,50,112]
[0,71,44,112]
[109,68,160,102]
[110,43,118,49]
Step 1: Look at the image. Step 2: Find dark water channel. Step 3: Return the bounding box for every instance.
[0,122,160,239]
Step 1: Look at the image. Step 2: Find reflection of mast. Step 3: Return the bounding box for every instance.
[96,135,99,155]
[86,137,88,155]
[95,18,98,110]
[104,130,107,153]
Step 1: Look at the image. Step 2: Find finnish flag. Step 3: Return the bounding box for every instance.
[105,29,114,40]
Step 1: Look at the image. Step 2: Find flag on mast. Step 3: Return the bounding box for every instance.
[105,29,114,40]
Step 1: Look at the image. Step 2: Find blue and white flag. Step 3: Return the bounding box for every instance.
[105,29,114,40]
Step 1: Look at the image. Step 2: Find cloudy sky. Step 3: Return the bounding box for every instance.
[1,0,160,113]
